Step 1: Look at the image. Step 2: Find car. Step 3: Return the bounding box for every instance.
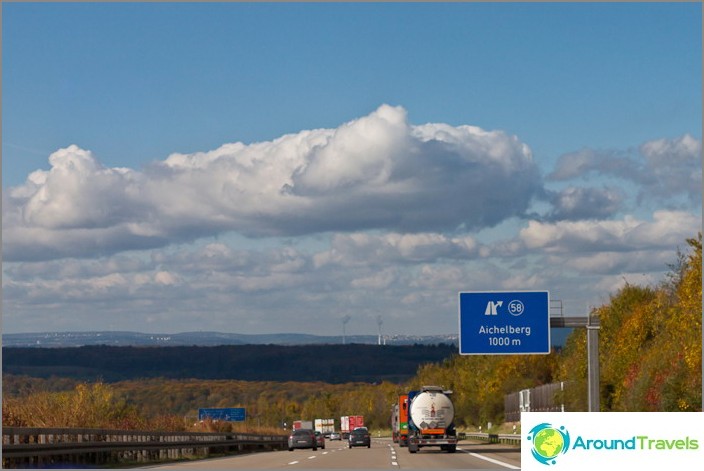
[329,432,341,441]
[288,429,317,451]
[314,431,326,449]
[348,427,371,448]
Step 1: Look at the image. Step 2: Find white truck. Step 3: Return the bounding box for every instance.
[292,420,313,430]
[315,418,335,436]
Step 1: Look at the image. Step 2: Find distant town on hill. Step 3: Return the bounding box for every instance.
[2,328,572,349]
[1,331,460,348]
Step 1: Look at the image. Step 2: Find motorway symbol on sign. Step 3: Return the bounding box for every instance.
[198,407,247,422]
[458,291,550,355]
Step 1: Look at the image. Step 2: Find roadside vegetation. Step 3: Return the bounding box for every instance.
[3,234,700,433]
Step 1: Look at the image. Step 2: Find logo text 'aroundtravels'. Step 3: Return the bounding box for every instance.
[526,422,700,466]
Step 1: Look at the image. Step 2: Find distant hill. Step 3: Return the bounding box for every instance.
[2,329,571,349]
[1,331,459,348]
[1,343,457,384]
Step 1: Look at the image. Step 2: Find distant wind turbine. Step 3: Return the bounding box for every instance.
[377,315,383,345]
[342,315,351,344]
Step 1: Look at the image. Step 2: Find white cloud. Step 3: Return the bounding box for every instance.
[548,134,701,205]
[519,210,700,254]
[2,105,541,262]
[312,232,481,267]
[546,186,624,220]
[2,208,698,335]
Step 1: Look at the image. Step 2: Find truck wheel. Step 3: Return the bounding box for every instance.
[447,445,457,453]
[289,448,293,451]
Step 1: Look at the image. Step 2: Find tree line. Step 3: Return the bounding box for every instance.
[2,343,455,383]
[3,234,700,433]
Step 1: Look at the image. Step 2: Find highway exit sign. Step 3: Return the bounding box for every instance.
[198,407,246,422]
[458,291,550,355]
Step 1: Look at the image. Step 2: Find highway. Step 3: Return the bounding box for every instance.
[146,437,520,469]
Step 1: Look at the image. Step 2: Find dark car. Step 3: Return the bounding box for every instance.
[348,428,371,448]
[288,429,317,451]
[314,431,326,449]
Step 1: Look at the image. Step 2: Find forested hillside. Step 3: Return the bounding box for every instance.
[3,235,700,432]
[2,343,455,383]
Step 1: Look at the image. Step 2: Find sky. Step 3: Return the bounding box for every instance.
[2,2,702,337]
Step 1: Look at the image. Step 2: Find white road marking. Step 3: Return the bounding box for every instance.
[463,451,520,469]
[287,461,299,465]
[308,455,316,459]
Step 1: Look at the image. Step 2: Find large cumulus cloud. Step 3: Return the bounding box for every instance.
[3,104,542,261]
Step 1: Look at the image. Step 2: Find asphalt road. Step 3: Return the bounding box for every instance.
[145,438,520,469]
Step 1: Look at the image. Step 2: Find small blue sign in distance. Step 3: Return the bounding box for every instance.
[458,291,550,355]
[198,407,246,422]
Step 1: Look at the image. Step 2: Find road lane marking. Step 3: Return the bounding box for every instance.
[308,455,316,459]
[287,461,299,465]
[462,451,520,469]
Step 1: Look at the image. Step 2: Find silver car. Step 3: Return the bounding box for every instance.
[288,429,317,451]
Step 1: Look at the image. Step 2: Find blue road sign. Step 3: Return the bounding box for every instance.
[458,291,550,355]
[198,407,246,422]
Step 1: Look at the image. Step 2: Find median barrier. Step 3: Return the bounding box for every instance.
[2,426,288,468]
[461,432,521,446]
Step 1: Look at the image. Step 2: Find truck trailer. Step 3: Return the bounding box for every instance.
[340,415,364,439]
[391,394,409,447]
[406,386,457,453]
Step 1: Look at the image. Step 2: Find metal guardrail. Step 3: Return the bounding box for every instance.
[461,432,521,446]
[2,426,288,468]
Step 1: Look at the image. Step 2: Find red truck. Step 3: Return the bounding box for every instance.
[340,415,364,439]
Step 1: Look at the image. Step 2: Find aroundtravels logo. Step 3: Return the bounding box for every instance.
[521,412,704,470]
[526,422,571,465]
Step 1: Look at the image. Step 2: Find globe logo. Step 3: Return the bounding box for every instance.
[527,422,570,465]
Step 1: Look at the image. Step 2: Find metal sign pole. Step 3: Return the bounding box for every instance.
[587,323,600,412]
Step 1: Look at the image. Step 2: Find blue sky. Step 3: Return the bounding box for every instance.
[2,2,702,337]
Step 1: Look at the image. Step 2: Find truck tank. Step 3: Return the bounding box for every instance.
[409,388,454,431]
[407,386,457,453]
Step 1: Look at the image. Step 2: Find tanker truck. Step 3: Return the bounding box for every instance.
[406,385,457,453]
